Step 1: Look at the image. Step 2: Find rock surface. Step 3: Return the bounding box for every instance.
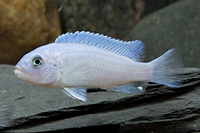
[128,0,200,68]
[0,65,200,132]
[59,0,136,40]
[58,0,179,40]
[0,0,61,64]
[141,0,180,17]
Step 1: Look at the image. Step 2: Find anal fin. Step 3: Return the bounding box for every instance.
[105,82,146,95]
[62,87,87,101]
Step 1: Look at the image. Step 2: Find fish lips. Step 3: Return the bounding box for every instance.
[14,65,26,79]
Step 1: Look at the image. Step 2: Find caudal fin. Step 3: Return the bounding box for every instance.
[150,48,184,87]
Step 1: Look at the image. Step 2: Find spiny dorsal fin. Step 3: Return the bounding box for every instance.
[55,31,144,61]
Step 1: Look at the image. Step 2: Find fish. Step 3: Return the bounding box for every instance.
[14,31,184,101]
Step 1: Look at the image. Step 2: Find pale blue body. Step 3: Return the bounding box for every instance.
[14,31,184,101]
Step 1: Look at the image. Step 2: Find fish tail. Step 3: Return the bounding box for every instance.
[150,48,184,87]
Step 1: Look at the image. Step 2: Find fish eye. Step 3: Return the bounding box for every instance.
[31,55,43,68]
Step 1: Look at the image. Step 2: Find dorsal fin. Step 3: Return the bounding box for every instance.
[55,31,144,61]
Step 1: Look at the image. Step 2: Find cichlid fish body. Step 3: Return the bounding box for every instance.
[14,31,183,101]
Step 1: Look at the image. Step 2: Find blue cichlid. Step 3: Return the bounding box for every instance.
[14,31,183,101]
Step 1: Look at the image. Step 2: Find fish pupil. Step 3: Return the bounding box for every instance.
[34,59,40,65]
[32,55,43,67]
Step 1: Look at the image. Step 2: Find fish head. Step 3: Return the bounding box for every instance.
[14,47,60,87]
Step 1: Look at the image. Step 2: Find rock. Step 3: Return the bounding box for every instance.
[58,0,180,40]
[0,65,200,132]
[0,0,61,64]
[128,0,200,68]
[59,0,137,40]
[141,0,180,17]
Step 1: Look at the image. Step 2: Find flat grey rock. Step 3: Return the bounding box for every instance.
[128,0,200,68]
[0,65,200,133]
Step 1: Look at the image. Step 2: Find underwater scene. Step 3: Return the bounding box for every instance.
[0,0,200,132]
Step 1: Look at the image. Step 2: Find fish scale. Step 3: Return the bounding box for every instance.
[58,45,153,89]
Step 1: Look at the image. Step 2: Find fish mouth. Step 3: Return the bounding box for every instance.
[14,65,26,79]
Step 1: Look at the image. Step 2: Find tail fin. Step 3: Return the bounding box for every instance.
[150,48,184,87]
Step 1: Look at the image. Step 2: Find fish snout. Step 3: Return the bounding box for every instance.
[14,65,25,78]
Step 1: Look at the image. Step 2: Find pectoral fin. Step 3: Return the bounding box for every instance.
[62,87,87,101]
